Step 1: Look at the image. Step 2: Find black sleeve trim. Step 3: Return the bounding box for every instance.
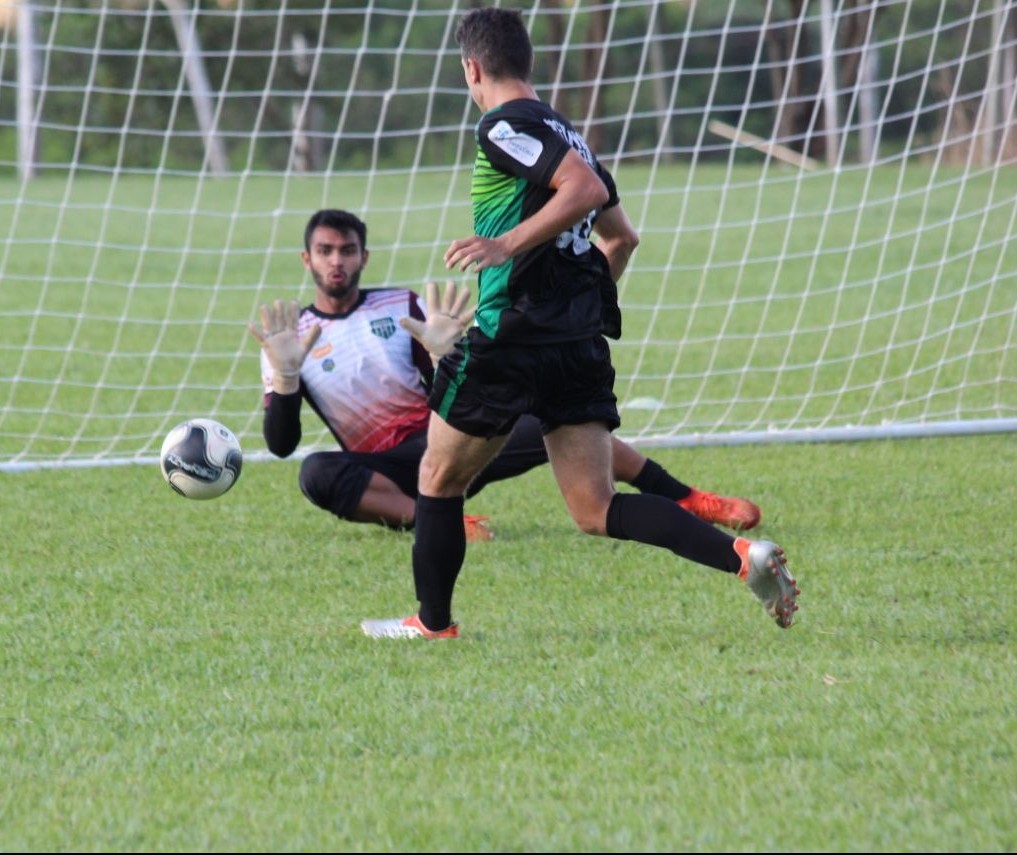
[407,291,435,385]
[262,390,302,457]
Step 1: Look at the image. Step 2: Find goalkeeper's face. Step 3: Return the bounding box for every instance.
[303,225,369,310]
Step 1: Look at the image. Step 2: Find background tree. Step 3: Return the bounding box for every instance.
[0,0,1010,172]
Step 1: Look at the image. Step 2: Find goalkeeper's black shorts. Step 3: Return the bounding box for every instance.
[297,415,552,519]
[428,328,620,439]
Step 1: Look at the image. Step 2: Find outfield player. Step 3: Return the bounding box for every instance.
[248,208,762,543]
[360,8,799,639]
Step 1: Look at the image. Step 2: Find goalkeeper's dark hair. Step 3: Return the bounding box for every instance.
[455,7,533,82]
[304,209,367,252]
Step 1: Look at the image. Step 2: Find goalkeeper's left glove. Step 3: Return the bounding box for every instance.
[399,280,475,364]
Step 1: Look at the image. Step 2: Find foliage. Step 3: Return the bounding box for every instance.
[0,0,1005,171]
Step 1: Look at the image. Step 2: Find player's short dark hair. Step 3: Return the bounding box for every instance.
[304,209,367,252]
[455,7,533,82]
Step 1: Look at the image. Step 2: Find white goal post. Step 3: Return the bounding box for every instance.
[1,0,1016,471]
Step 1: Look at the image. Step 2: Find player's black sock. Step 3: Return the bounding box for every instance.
[413,494,466,630]
[630,458,692,501]
[605,492,741,573]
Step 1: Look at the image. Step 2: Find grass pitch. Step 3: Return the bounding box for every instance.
[1,434,1015,851]
[1,162,1014,850]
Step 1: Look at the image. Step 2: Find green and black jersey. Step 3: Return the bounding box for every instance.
[471,97,620,344]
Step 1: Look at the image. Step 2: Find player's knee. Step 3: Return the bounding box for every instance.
[567,504,609,537]
[298,452,333,509]
[299,452,363,521]
[419,451,473,497]
[558,485,613,536]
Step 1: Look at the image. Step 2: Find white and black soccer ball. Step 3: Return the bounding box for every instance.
[159,418,243,500]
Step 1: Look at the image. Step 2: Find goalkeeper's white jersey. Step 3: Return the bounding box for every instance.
[260,288,431,453]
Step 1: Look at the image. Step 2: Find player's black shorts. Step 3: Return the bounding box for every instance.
[429,328,620,438]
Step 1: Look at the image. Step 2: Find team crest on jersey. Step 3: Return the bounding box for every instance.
[370,317,397,339]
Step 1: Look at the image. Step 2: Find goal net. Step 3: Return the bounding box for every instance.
[1,0,1015,470]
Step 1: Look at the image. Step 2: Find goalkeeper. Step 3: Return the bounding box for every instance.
[248,208,762,542]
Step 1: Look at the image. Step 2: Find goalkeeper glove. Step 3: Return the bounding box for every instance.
[399,280,475,364]
[248,299,322,395]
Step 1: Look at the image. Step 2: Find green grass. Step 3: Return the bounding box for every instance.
[1,163,1015,850]
[2,434,1015,851]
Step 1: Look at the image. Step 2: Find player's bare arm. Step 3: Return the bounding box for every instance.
[444,148,610,272]
[592,203,640,282]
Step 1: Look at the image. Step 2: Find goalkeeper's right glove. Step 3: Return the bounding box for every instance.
[398,280,475,365]
[247,299,322,395]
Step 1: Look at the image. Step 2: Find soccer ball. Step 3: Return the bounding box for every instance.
[159,418,243,500]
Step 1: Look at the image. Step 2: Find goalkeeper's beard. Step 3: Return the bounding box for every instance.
[314,267,361,304]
